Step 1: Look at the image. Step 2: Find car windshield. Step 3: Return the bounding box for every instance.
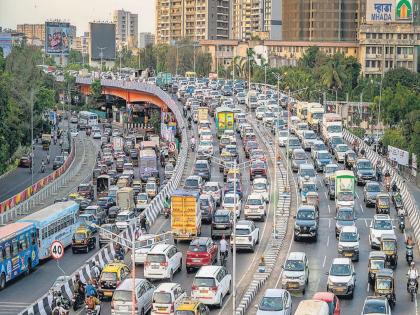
[363,301,387,314]
[214,215,229,223]
[193,277,216,287]
[195,163,207,169]
[300,169,315,177]
[146,183,155,190]
[358,161,372,169]
[247,198,262,205]
[259,296,283,311]
[314,143,327,151]
[331,138,344,145]
[200,141,212,147]
[74,232,86,241]
[188,244,207,252]
[185,179,198,187]
[84,208,97,215]
[78,186,90,192]
[302,184,317,192]
[147,254,166,263]
[204,185,218,192]
[137,194,148,201]
[294,152,306,160]
[279,131,289,137]
[297,209,315,220]
[254,183,267,190]
[200,199,209,207]
[330,264,351,276]
[236,228,250,235]
[367,184,380,192]
[382,241,396,251]
[224,196,238,204]
[165,164,174,171]
[113,290,132,302]
[337,145,349,152]
[337,191,354,201]
[252,162,265,168]
[153,292,172,304]
[337,210,354,220]
[318,152,330,160]
[116,214,129,221]
[376,279,392,290]
[373,219,392,230]
[100,272,117,281]
[340,232,358,242]
[371,259,385,270]
[327,125,342,133]
[304,133,316,139]
[284,259,305,271]
[289,139,300,146]
[326,166,338,173]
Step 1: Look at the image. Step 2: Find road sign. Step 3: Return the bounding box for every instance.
[168,142,176,152]
[50,240,64,260]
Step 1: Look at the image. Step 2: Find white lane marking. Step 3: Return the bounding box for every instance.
[324,192,328,200]
[322,255,327,268]
[360,204,364,214]
[367,283,370,292]
[326,235,330,247]
[415,294,418,315]
[328,218,331,229]
[355,191,359,199]
[364,219,368,228]
[328,204,331,214]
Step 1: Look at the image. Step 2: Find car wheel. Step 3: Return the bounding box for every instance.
[227,281,232,295]
[169,269,173,281]
[218,295,223,308]
[251,242,255,253]
[178,259,182,273]
[0,273,5,290]
[256,234,260,244]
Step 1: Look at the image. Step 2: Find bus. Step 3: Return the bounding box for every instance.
[335,170,355,209]
[139,149,158,181]
[0,222,39,289]
[215,107,234,137]
[19,201,80,260]
[185,71,197,78]
[79,111,99,126]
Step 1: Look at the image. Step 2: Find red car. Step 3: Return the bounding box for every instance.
[313,292,341,315]
[186,237,218,273]
[249,149,267,162]
[250,159,267,181]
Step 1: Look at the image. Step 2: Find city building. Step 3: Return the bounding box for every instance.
[16,23,45,45]
[282,0,360,41]
[112,9,139,49]
[139,32,155,48]
[155,0,230,44]
[232,0,282,40]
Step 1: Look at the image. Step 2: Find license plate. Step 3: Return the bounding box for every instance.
[152,265,159,269]
[335,288,345,292]
[344,252,353,257]
[216,225,226,228]
[119,306,129,311]
[104,291,113,297]
[192,258,201,262]
[200,290,208,293]
[287,283,299,288]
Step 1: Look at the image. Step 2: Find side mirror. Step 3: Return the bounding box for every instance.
[325,271,329,275]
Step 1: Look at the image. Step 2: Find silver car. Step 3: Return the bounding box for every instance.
[256,289,292,314]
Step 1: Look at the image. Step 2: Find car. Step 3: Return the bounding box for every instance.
[256,106,267,120]
[245,141,259,158]
[294,205,319,241]
[287,137,301,157]
[361,296,391,315]
[236,92,246,104]
[222,192,242,218]
[354,159,375,185]
[314,150,332,172]
[338,225,360,262]
[256,289,293,315]
[277,130,289,147]
[291,149,307,172]
[70,116,78,124]
[19,156,32,168]
[298,164,317,190]
[333,144,349,163]
[202,182,222,206]
[224,178,242,198]
[302,130,317,151]
[231,220,260,252]
[165,163,175,179]
[112,278,155,315]
[363,181,381,207]
[70,129,79,137]
[252,177,269,202]
[327,258,356,298]
[335,207,356,237]
[312,292,341,315]
[211,209,234,238]
[197,139,214,158]
[250,159,267,180]
[191,266,231,308]
[97,196,115,210]
[244,193,267,221]
[263,111,276,126]
[249,149,267,163]
[184,175,204,192]
[311,140,328,160]
[77,183,94,199]
[135,193,150,211]
[175,299,210,315]
[71,226,96,253]
[98,261,130,299]
[300,181,318,204]
[115,210,136,231]
[323,163,339,185]
[328,136,344,153]
[93,131,102,139]
[295,122,310,140]
[281,251,309,294]
[186,237,218,272]
[199,194,216,223]
[84,205,107,226]
[151,283,187,315]
[134,234,163,265]
[144,244,183,281]
[369,214,395,249]
[98,223,119,248]
[193,160,211,181]
[53,155,65,170]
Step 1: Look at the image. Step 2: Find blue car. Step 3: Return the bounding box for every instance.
[314,150,332,172]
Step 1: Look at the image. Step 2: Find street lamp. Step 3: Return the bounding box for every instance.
[371,77,384,153]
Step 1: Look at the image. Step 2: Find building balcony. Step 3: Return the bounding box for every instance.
[365,53,382,59]
[396,54,414,61]
[365,67,382,73]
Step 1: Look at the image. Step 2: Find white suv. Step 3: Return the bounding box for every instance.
[144,244,182,281]
[151,282,187,315]
[369,214,395,249]
[231,220,260,252]
[327,257,356,298]
[281,251,309,294]
[191,266,231,308]
[244,193,267,221]
[338,226,360,261]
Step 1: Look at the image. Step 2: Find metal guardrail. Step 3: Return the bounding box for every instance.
[20,80,189,315]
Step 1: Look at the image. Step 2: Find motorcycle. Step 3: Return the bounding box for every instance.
[407,245,414,265]
[163,206,170,219]
[399,215,406,232]
[408,278,418,302]
[72,292,85,311]
[51,292,71,314]
[191,143,195,152]
[41,164,46,173]
[86,305,101,315]
[188,121,192,130]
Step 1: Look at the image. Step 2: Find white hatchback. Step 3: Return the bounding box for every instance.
[144,244,182,281]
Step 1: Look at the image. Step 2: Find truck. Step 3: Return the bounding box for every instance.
[116,187,135,212]
[156,72,172,90]
[335,170,355,210]
[139,149,158,181]
[113,136,124,152]
[321,113,343,141]
[97,175,111,198]
[246,90,258,110]
[307,103,325,130]
[215,107,234,137]
[171,190,201,240]
[197,107,209,123]
[296,102,309,121]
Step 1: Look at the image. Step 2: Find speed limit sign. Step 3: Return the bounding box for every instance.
[50,240,64,260]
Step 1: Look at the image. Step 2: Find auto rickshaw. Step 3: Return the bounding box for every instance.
[375,193,391,214]
[41,133,51,150]
[374,268,396,308]
[328,178,336,200]
[380,234,398,268]
[344,150,357,170]
[368,251,386,286]
[306,191,320,211]
[220,151,234,172]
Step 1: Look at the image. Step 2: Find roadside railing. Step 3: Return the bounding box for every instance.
[20,79,188,315]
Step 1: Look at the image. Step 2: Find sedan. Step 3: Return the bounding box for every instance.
[363,181,381,207]
[361,296,391,315]
[256,289,292,315]
[335,207,356,237]
[222,192,242,218]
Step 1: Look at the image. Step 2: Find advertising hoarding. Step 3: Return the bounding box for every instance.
[366,0,395,22]
[388,145,409,166]
[45,22,71,55]
[396,0,413,20]
[89,23,116,60]
[0,33,12,57]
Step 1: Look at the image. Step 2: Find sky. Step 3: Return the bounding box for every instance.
[0,0,155,36]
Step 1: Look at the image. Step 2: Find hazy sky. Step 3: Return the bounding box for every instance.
[0,0,155,36]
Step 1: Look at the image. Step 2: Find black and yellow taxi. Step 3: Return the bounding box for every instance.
[98,261,130,299]
[71,226,96,254]
[175,299,210,315]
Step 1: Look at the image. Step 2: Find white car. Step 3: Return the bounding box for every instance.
[135,193,149,211]
[144,244,182,281]
[281,251,309,294]
[134,234,159,264]
[327,257,356,298]
[70,129,79,137]
[252,177,269,202]
[298,164,317,190]
[222,192,242,218]
[262,112,275,126]
[231,220,260,252]
[334,144,349,163]
[191,266,231,308]
[198,139,214,156]
[338,226,360,261]
[112,278,155,315]
[295,122,309,141]
[202,182,222,206]
[302,130,317,151]
[93,131,101,139]
[236,92,246,104]
[244,193,266,221]
[311,140,328,160]
[255,106,267,120]
[369,214,395,249]
[278,130,289,147]
[115,211,136,231]
[151,282,187,315]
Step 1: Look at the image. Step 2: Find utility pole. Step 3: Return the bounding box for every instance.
[376,77,383,153]
[232,158,237,315]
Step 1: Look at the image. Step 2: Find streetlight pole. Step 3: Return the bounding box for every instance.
[376,77,383,153]
[30,90,34,185]
[232,158,237,314]
[176,44,179,77]
[193,45,196,76]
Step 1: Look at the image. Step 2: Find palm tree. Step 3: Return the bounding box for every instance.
[319,55,347,91]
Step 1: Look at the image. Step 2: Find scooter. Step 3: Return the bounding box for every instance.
[72,292,85,311]
[85,303,101,315]
[407,245,414,265]
[408,278,418,302]
[399,215,406,232]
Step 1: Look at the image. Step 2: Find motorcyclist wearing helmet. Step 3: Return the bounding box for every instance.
[407,262,419,292]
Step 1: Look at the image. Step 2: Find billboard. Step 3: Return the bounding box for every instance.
[90,23,116,60]
[0,33,12,57]
[396,0,413,20]
[45,22,71,55]
[366,0,395,22]
[388,145,409,166]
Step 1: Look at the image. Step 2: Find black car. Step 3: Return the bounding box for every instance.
[53,156,65,170]
[193,160,211,181]
[354,159,375,185]
[107,206,120,223]
[293,206,319,242]
[211,209,234,238]
[97,197,115,211]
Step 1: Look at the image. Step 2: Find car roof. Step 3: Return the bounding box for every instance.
[205,181,220,187]
[374,214,391,220]
[263,288,288,298]
[190,237,211,246]
[196,265,222,277]
[341,225,358,233]
[332,257,352,265]
[236,220,253,227]
[299,164,314,169]
[297,205,316,211]
[313,292,335,302]
[317,150,329,155]
[117,278,146,290]
[118,210,132,215]
[149,243,173,253]
[155,282,180,292]
[214,209,231,215]
[187,175,201,180]
[253,177,267,183]
[287,251,306,260]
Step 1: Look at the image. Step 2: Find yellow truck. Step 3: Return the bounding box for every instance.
[307,103,324,129]
[171,190,201,240]
[197,107,209,123]
[296,102,309,121]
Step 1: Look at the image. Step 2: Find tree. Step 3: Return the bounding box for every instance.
[318,53,347,91]
[382,67,419,91]
[299,46,323,69]
[0,48,5,72]
[90,79,102,105]
[68,49,82,65]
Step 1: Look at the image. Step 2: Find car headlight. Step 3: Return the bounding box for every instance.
[294,223,300,230]
[338,244,343,251]
[353,244,359,250]
[327,278,334,287]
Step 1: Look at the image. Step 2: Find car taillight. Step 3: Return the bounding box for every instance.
[160,262,168,267]
[192,284,198,290]
[116,281,120,286]
[210,286,218,292]
[145,261,150,267]
[245,206,249,209]
[259,206,264,209]
[170,304,175,312]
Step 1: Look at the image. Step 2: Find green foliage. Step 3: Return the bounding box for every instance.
[349,127,366,139]
[90,79,102,104]
[382,67,420,91]
[68,49,83,65]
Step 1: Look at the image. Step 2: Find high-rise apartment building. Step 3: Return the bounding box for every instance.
[112,9,139,49]
[139,32,155,48]
[282,0,360,41]
[16,23,45,45]
[155,0,230,44]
